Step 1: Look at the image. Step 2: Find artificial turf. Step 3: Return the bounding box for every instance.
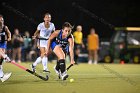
[0,62,140,93]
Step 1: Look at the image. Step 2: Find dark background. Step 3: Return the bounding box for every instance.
[0,0,140,39]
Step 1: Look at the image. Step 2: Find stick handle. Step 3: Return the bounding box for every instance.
[0,49,48,81]
[11,61,27,70]
[66,64,74,71]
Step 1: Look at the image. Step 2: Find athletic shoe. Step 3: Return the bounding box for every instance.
[61,71,69,80]
[18,60,21,63]
[53,66,60,79]
[88,60,92,64]
[54,65,59,75]
[94,61,97,65]
[43,70,50,73]
[5,56,11,62]
[31,64,36,72]
[0,72,12,82]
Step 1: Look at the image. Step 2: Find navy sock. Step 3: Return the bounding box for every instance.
[0,58,4,65]
[55,60,60,71]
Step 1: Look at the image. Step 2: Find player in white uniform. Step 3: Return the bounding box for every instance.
[31,13,55,72]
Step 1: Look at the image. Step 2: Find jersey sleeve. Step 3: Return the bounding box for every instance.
[37,23,42,31]
[52,23,55,31]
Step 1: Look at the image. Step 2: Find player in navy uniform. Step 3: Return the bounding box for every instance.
[0,14,12,82]
[46,22,75,80]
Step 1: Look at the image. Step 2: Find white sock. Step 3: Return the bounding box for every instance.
[88,60,92,64]
[33,57,42,66]
[42,56,48,70]
[0,65,4,78]
[94,60,97,64]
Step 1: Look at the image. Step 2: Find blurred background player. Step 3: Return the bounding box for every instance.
[46,22,75,80]
[31,13,55,73]
[87,28,99,64]
[0,14,12,82]
[73,25,85,64]
[12,28,23,63]
[22,31,32,62]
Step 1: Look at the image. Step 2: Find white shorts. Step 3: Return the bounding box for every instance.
[37,40,48,48]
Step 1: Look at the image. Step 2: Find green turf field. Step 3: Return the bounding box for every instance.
[0,62,140,93]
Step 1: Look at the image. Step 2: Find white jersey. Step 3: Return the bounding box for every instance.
[37,22,55,39]
[37,22,55,48]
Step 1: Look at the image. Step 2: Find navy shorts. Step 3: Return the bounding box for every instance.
[51,41,69,54]
[0,42,7,49]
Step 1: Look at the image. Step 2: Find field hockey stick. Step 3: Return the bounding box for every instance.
[66,64,74,71]
[0,51,48,81]
[10,61,48,81]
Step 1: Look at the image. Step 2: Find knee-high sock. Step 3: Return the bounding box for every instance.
[42,56,48,70]
[55,60,60,71]
[33,57,42,66]
[0,65,4,78]
[59,59,66,73]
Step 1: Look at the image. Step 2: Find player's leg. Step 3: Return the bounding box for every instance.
[74,44,78,64]
[0,55,4,78]
[0,48,12,82]
[93,49,98,64]
[53,46,68,80]
[54,60,60,74]
[12,48,17,61]
[74,44,81,64]
[31,50,42,72]
[31,53,42,72]
[17,47,22,63]
[40,47,50,72]
[88,50,93,64]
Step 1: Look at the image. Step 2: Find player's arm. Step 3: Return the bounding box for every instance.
[5,26,11,41]
[68,34,75,64]
[46,30,60,55]
[19,35,24,42]
[51,23,55,33]
[33,29,40,39]
[81,33,85,48]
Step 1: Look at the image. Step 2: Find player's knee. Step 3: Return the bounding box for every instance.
[58,54,65,59]
[58,59,65,63]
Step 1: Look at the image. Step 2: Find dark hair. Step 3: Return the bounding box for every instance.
[44,13,51,17]
[0,14,3,18]
[62,22,73,29]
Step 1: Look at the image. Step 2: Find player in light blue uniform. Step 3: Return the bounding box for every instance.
[0,14,12,82]
[46,22,75,80]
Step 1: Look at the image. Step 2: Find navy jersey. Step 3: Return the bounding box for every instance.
[51,30,72,53]
[0,26,7,49]
[0,26,6,43]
